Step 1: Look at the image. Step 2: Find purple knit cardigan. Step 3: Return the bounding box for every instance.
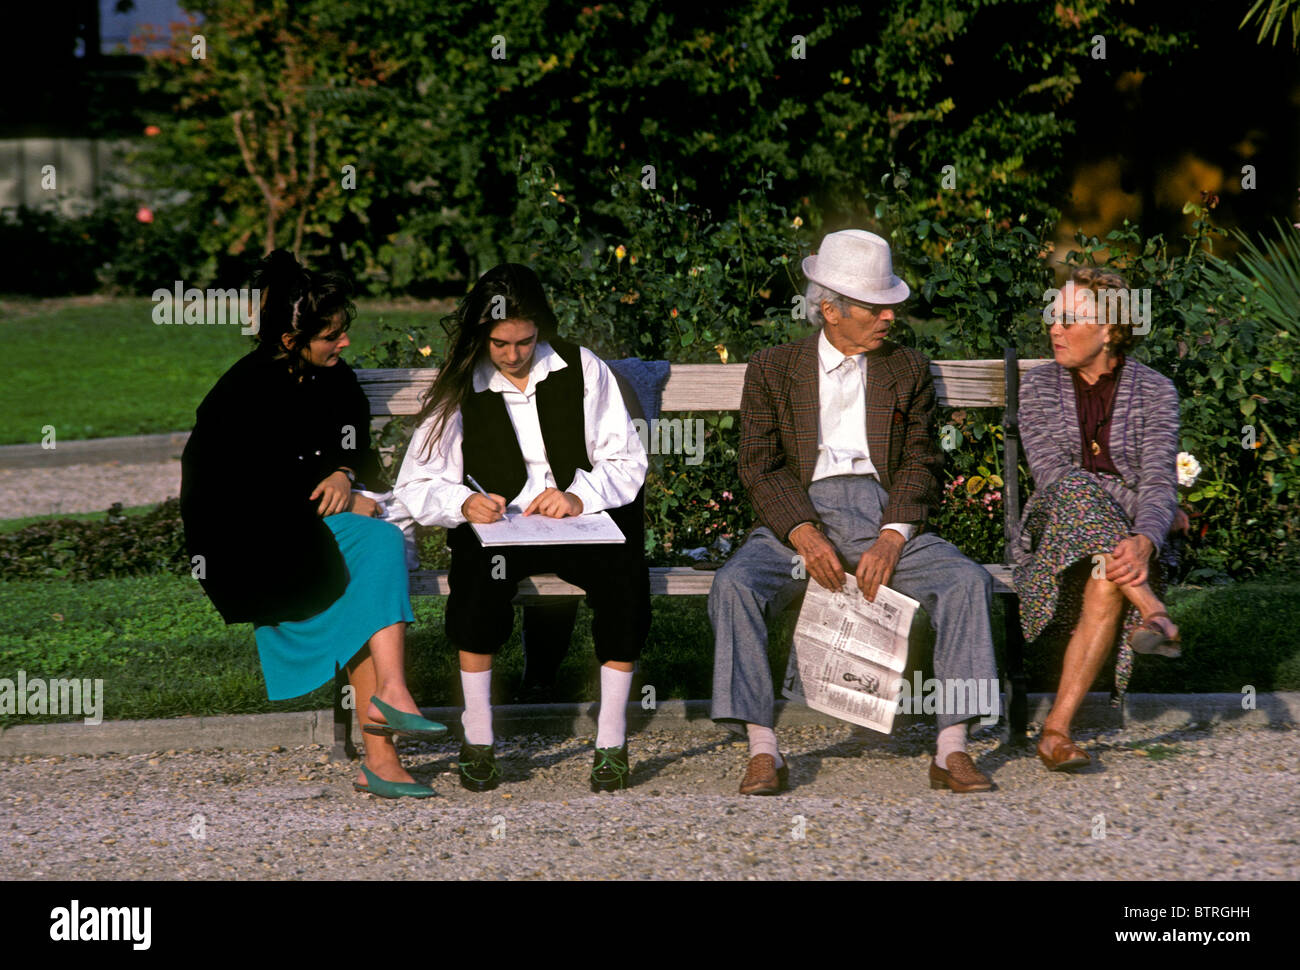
[1015,357,1180,558]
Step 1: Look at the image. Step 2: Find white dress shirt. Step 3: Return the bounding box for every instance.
[811,330,915,541]
[394,341,648,529]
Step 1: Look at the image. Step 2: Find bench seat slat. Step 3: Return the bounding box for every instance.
[410,563,1015,601]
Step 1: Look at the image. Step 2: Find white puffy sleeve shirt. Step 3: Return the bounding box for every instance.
[393,342,648,529]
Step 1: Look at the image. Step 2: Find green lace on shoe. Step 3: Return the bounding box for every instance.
[592,746,630,784]
[460,746,499,784]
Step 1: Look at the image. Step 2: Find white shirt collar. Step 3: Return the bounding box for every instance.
[471,340,568,395]
[817,329,860,374]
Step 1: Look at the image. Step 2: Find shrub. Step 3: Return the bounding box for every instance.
[0,199,201,297]
[128,0,1191,296]
[0,500,188,581]
[931,473,1007,564]
[508,162,808,362]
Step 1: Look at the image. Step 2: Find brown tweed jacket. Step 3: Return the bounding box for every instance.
[738,332,945,544]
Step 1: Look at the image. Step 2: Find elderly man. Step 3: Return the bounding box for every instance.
[709,229,999,795]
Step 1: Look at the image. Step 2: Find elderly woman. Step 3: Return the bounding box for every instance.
[181,250,446,799]
[1015,267,1186,772]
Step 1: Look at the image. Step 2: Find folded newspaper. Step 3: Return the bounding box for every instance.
[781,576,919,735]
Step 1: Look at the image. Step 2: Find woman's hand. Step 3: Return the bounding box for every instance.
[310,471,353,516]
[524,488,583,518]
[1108,533,1154,587]
[462,492,507,523]
[350,494,379,518]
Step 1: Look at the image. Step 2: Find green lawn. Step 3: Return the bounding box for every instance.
[1,573,1296,726]
[0,298,445,445]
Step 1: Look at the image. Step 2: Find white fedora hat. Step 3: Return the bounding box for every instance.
[802,229,910,305]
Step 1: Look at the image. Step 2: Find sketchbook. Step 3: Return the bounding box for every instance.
[469,510,626,546]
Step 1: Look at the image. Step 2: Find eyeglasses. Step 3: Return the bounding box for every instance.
[844,298,904,314]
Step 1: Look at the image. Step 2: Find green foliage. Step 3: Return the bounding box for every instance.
[509,162,807,361]
[0,501,188,582]
[0,506,156,536]
[931,469,1008,564]
[0,200,199,297]
[135,0,402,284]
[642,418,754,565]
[122,0,1190,296]
[1240,0,1300,49]
[1215,220,1300,337]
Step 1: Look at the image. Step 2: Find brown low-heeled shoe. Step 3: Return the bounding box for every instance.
[739,753,790,795]
[928,751,995,792]
[1037,729,1091,772]
[1132,611,1182,658]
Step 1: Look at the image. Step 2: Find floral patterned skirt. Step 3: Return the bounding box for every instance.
[1013,470,1177,701]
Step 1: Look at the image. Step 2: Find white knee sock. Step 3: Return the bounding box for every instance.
[746,723,783,769]
[935,723,967,770]
[460,669,493,745]
[596,665,633,749]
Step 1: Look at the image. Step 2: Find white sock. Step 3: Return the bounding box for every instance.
[935,723,967,770]
[460,669,493,746]
[596,665,633,748]
[746,723,783,769]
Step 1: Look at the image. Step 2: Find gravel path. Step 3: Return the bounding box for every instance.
[0,461,180,518]
[3,722,1295,880]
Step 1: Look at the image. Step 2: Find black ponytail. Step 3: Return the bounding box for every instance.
[251,249,357,373]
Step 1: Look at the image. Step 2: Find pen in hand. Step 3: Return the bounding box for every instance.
[465,474,509,522]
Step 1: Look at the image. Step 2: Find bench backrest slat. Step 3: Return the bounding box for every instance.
[356,358,1051,415]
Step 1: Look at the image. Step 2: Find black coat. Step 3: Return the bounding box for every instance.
[180,350,387,626]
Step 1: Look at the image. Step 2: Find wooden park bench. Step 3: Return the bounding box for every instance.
[334,349,1050,759]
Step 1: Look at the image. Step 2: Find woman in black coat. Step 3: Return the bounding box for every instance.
[181,250,445,798]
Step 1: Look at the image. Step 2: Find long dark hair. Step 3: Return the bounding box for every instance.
[416,263,559,460]
[251,249,357,375]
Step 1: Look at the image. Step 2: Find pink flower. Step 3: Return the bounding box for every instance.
[954,476,965,485]
[721,491,733,501]
[135,207,153,224]
[144,125,161,137]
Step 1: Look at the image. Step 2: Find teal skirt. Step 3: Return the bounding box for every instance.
[254,513,415,700]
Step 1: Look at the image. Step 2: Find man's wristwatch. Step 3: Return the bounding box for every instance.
[337,468,356,484]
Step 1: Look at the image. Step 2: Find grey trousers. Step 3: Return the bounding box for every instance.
[709,475,998,730]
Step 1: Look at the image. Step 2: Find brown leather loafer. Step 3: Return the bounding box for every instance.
[929,752,994,793]
[739,753,790,795]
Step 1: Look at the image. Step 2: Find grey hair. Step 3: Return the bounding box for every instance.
[805,281,849,328]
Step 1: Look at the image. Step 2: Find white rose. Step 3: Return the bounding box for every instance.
[1176,452,1201,489]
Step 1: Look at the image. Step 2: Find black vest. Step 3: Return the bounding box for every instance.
[461,338,592,500]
